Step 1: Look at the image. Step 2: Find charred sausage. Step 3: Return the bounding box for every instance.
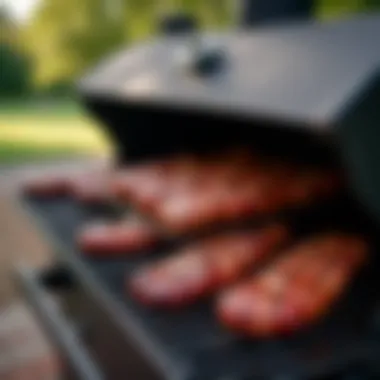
[129,225,288,307]
[217,234,368,337]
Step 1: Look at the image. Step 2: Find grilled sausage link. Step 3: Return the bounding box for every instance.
[112,155,200,210]
[23,170,114,204]
[78,216,160,256]
[217,234,368,337]
[112,149,258,212]
[129,225,288,307]
[23,175,73,197]
[154,167,340,235]
[70,173,114,204]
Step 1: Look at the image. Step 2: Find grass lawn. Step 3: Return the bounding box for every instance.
[0,98,113,164]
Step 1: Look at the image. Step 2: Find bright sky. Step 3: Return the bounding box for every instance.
[2,0,40,21]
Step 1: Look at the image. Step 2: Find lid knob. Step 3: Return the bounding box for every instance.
[192,48,227,77]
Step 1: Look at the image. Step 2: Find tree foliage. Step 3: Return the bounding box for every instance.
[364,0,380,9]
[0,7,31,97]
[318,0,380,17]
[21,0,380,90]
[23,0,233,89]
[0,44,32,97]
[23,0,128,88]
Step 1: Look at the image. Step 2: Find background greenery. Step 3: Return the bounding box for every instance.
[1,0,380,163]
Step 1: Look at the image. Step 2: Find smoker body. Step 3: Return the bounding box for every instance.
[16,13,380,380]
[79,14,380,224]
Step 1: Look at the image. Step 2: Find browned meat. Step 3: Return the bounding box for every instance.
[112,149,259,212]
[70,173,114,204]
[153,167,340,235]
[217,234,368,337]
[112,155,200,210]
[78,216,159,256]
[23,175,74,197]
[129,225,288,307]
[22,170,113,204]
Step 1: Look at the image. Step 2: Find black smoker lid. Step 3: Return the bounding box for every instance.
[78,13,380,226]
[78,13,380,130]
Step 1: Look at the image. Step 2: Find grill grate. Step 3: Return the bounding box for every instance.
[21,194,380,380]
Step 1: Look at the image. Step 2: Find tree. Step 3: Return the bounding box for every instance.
[0,6,31,97]
[364,0,380,9]
[180,0,232,27]
[0,6,16,44]
[22,0,233,89]
[23,0,128,88]
[318,0,380,18]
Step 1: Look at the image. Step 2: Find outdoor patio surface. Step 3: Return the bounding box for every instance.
[0,158,107,379]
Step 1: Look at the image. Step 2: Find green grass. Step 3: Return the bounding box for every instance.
[0,98,112,164]
[0,144,100,164]
[316,0,377,19]
[0,98,82,117]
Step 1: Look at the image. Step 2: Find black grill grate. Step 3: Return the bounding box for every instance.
[22,195,380,380]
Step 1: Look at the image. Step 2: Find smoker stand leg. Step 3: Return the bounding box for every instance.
[14,264,104,380]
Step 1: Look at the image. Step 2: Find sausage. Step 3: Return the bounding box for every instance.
[151,164,285,234]
[70,173,114,204]
[129,225,288,307]
[78,216,160,256]
[153,165,340,235]
[217,234,368,337]
[112,155,200,210]
[22,175,73,197]
[148,167,257,234]
[284,170,341,206]
[153,187,228,234]
[113,149,258,212]
[23,169,115,203]
[112,164,166,203]
[131,159,205,211]
[150,158,271,234]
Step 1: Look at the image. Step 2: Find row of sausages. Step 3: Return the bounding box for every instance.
[23,148,368,337]
[112,150,341,234]
[131,230,367,336]
[83,222,368,336]
[25,148,341,237]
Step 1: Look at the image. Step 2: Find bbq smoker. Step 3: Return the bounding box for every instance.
[16,13,380,380]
